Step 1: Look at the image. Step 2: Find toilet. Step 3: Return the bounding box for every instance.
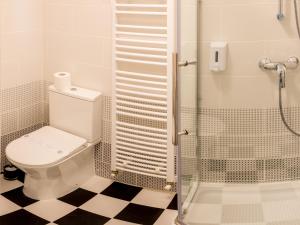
[5,85,102,200]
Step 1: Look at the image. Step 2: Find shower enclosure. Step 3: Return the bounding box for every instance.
[177,0,300,224]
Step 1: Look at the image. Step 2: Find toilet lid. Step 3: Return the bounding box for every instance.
[6,126,87,167]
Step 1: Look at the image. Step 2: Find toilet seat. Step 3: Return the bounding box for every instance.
[6,126,87,168]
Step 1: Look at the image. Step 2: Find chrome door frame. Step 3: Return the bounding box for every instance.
[176,0,200,224]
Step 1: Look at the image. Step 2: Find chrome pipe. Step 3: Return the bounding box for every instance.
[277,0,284,20]
[178,60,197,67]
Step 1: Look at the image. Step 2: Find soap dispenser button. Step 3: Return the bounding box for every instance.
[209,42,227,72]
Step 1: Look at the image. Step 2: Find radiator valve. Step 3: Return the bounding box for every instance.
[164,182,174,191]
[111,170,118,178]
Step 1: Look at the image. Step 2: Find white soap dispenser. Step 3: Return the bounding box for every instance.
[209,42,228,72]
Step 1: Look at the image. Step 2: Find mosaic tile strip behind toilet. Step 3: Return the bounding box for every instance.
[0,81,46,170]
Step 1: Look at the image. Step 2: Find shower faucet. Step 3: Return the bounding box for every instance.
[259,57,299,71]
[259,56,299,88]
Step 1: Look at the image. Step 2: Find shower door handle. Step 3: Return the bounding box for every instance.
[178,60,197,67]
[172,53,197,145]
[178,130,189,136]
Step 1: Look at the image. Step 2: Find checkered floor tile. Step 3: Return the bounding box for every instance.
[0,175,177,225]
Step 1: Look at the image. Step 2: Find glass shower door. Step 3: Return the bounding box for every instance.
[177,0,199,223]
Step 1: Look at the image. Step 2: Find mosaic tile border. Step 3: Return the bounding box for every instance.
[182,107,300,183]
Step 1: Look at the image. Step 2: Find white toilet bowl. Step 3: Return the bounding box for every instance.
[5,85,102,200]
[6,126,95,200]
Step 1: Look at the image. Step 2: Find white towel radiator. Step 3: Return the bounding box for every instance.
[111,0,176,188]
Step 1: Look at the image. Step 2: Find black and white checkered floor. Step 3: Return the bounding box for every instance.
[0,175,178,225]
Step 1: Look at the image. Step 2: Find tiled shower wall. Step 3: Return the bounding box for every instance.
[191,0,300,183]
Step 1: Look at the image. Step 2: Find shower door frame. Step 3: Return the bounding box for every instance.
[176,0,200,224]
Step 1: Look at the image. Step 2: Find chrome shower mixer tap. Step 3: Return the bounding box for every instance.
[259,56,299,88]
[259,57,299,71]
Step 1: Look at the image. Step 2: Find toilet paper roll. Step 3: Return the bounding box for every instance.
[54,72,71,91]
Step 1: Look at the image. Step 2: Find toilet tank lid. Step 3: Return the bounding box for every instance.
[49,85,102,102]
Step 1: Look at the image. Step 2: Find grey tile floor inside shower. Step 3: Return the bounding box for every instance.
[0,175,177,225]
[183,181,300,225]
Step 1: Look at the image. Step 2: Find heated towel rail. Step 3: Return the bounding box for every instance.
[111,0,176,187]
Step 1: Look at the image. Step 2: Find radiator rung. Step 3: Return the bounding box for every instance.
[117,131,166,145]
[116,156,167,167]
[116,162,166,174]
[116,88,167,99]
[116,95,167,105]
[116,105,167,117]
[116,145,166,158]
[116,111,167,122]
[116,31,167,38]
[116,70,166,80]
[116,151,167,164]
[117,136,167,149]
[116,57,167,66]
[116,166,166,179]
[116,38,167,45]
[116,141,166,154]
[116,160,166,174]
[116,45,167,53]
[116,110,167,121]
[116,11,167,16]
[116,51,167,60]
[116,77,167,87]
[116,82,166,93]
[116,4,167,8]
[116,127,167,140]
[116,99,167,111]
[116,121,167,133]
[116,24,167,30]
